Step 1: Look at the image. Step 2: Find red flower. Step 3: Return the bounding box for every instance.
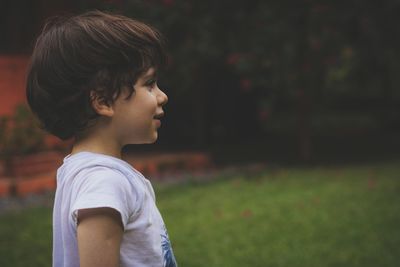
[323,57,336,66]
[297,88,305,97]
[226,53,241,65]
[162,0,174,6]
[258,110,270,121]
[240,78,252,92]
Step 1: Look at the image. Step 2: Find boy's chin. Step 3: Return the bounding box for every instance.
[122,130,159,145]
[129,134,158,145]
[146,132,158,144]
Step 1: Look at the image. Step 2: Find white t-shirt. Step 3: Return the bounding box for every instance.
[52,151,177,267]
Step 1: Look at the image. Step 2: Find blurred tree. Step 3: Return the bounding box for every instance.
[3,0,399,161]
[0,104,45,157]
[105,0,400,161]
[0,104,46,177]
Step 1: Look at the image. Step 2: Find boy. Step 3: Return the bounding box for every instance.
[26,10,177,267]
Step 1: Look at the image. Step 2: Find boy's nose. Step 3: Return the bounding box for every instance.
[157,88,168,106]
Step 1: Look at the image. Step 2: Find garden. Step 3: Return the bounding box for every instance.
[1,160,399,267]
[1,1,400,266]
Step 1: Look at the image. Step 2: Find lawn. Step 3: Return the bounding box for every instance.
[1,160,400,267]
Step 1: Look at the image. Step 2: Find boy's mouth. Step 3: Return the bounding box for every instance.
[153,113,164,120]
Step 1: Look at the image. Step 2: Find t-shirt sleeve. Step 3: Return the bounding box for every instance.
[70,167,137,229]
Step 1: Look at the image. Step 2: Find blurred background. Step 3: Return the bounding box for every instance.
[1,0,399,164]
[0,0,400,266]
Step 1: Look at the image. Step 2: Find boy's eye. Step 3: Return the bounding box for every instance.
[146,79,157,89]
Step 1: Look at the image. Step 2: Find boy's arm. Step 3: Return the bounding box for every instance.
[77,207,124,267]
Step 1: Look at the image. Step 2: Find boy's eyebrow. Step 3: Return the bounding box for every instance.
[142,69,158,80]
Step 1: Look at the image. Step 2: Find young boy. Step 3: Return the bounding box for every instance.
[26,11,177,267]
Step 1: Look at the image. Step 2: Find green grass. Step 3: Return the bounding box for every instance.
[1,161,400,267]
[0,207,52,267]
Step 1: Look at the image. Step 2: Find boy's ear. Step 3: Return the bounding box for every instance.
[90,91,114,117]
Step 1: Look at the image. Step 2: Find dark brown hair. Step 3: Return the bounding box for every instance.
[26,10,167,140]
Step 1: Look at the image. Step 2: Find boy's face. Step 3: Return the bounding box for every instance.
[111,67,168,145]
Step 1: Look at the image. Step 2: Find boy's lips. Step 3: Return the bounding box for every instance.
[153,112,164,128]
[154,118,162,128]
[153,112,164,119]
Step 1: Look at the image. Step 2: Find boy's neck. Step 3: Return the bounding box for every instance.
[71,143,122,159]
[71,132,123,159]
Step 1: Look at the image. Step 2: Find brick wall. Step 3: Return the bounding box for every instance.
[0,55,29,116]
[0,55,69,151]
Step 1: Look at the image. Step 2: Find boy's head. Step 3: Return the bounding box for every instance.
[26,10,167,140]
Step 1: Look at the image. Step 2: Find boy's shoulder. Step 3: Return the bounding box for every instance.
[60,151,146,184]
[59,152,148,200]
[64,151,130,168]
